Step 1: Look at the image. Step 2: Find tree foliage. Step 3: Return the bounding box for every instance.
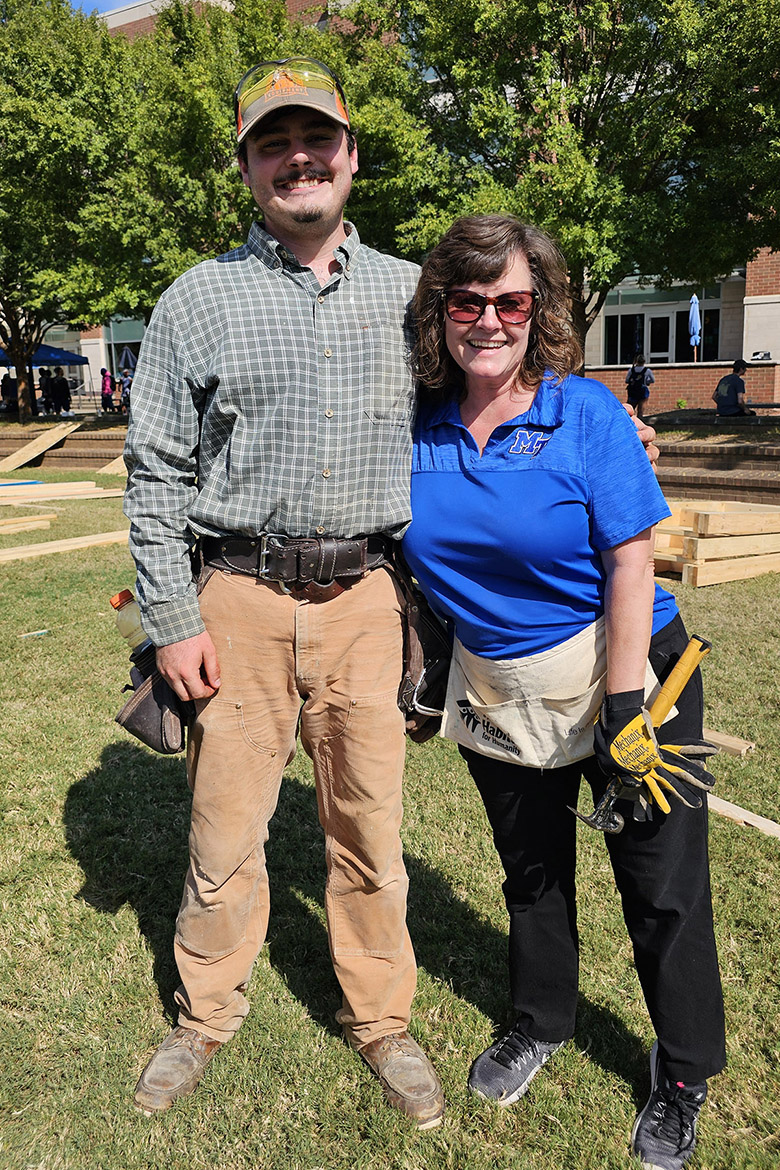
[0,0,129,418]
[2,0,779,417]
[337,0,780,344]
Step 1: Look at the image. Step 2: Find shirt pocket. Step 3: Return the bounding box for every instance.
[360,320,415,426]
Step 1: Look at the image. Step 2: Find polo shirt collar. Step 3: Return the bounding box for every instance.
[425,374,568,431]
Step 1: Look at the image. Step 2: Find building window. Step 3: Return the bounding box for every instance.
[604,314,645,365]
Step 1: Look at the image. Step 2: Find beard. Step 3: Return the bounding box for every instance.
[291,207,324,224]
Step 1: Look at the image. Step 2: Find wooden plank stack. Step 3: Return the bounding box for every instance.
[655,498,780,585]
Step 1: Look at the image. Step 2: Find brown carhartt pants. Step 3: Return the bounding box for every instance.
[173,565,416,1048]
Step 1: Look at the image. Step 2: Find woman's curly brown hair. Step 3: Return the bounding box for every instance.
[412,214,582,401]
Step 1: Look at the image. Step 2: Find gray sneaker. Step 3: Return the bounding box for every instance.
[134,1026,223,1114]
[468,1021,563,1105]
[631,1041,707,1170]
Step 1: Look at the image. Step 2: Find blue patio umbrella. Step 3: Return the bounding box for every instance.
[689,294,701,361]
[118,345,137,372]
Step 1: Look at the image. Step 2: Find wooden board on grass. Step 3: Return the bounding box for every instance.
[0,517,53,535]
[0,484,124,504]
[683,532,780,560]
[0,529,129,563]
[681,550,780,586]
[0,422,81,472]
[703,729,755,757]
[0,479,96,498]
[694,510,780,537]
[99,454,127,475]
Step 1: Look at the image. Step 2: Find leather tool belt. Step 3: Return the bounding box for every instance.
[200,533,389,602]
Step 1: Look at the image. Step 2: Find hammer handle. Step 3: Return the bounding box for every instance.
[649,635,711,728]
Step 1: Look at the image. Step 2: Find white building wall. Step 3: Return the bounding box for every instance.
[742,296,780,361]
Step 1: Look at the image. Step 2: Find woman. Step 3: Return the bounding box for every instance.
[626,352,654,418]
[402,215,725,1170]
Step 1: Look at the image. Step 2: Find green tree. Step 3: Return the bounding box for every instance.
[337,0,780,350]
[0,0,130,421]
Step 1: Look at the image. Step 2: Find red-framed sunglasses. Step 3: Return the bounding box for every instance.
[444,289,539,325]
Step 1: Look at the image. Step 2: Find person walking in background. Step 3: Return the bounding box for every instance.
[119,369,133,413]
[50,366,74,417]
[625,353,654,418]
[38,368,54,414]
[712,360,754,417]
[100,368,115,414]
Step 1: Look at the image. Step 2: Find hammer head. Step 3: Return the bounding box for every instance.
[569,803,625,834]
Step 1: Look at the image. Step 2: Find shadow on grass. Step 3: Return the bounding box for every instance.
[63,741,646,1094]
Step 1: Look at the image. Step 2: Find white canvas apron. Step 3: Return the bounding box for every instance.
[440,617,674,769]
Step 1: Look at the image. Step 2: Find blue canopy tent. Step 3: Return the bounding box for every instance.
[0,343,88,367]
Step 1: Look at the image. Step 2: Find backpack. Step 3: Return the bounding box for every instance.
[627,366,648,398]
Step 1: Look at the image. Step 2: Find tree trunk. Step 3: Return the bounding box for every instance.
[10,343,34,424]
[570,292,588,371]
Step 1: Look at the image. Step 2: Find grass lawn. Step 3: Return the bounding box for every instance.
[1,477,778,1169]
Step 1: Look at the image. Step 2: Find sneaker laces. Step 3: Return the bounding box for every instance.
[652,1081,705,1148]
[492,1026,537,1070]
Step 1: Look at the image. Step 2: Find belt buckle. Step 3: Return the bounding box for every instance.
[258,532,287,580]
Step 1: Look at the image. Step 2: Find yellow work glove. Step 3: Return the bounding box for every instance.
[594,691,716,815]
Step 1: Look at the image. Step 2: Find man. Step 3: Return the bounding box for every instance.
[125,56,443,1130]
[712,359,754,416]
[50,366,74,417]
[125,57,657,1129]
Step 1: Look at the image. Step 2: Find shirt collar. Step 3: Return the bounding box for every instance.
[425,374,568,431]
[247,220,362,279]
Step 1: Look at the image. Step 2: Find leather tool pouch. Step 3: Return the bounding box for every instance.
[388,546,452,744]
[115,643,195,754]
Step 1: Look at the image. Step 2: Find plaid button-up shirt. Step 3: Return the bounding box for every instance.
[124,221,421,645]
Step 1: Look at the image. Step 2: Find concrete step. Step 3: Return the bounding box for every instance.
[656,441,780,470]
[657,465,780,506]
[0,423,127,468]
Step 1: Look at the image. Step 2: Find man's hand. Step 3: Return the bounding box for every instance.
[623,402,659,467]
[157,631,221,702]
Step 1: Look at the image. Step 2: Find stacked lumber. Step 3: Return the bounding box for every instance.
[655,498,780,585]
[0,512,56,535]
[0,480,124,504]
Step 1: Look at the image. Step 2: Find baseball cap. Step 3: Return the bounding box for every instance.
[234,57,350,144]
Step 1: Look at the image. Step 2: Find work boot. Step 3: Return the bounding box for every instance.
[134,1026,223,1114]
[631,1042,707,1170]
[468,1019,563,1105]
[356,1031,444,1129]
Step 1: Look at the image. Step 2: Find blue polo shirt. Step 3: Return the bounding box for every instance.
[403,373,677,659]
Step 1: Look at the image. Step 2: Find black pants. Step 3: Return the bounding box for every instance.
[461,614,726,1083]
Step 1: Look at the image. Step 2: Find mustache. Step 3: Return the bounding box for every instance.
[275,168,329,185]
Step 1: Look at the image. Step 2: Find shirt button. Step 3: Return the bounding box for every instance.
[323,347,332,357]
[325,409,333,418]
[315,525,325,534]
[322,468,331,478]
[317,295,325,304]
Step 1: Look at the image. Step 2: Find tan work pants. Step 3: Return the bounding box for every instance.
[173,566,416,1048]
